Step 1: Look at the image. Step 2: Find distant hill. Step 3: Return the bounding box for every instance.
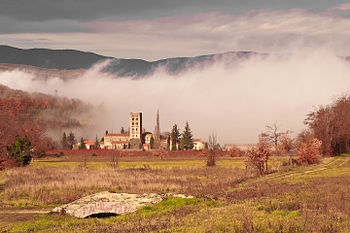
[0,45,110,70]
[0,45,260,77]
[0,63,85,80]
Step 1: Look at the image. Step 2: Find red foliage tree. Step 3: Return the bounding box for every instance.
[298,138,322,164]
[0,84,89,167]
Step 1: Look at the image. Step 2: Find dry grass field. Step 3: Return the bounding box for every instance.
[0,153,350,232]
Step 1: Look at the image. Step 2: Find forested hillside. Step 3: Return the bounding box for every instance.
[0,84,91,166]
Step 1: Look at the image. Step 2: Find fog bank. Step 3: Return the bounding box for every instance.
[1,49,350,144]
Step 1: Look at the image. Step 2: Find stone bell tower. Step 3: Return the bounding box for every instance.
[129,112,142,149]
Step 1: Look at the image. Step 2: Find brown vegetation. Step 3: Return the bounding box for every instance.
[305,94,350,155]
[228,145,244,157]
[245,139,272,175]
[279,133,296,163]
[298,138,322,164]
[3,165,256,205]
[0,84,91,167]
[46,149,213,161]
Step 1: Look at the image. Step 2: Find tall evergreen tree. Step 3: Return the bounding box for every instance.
[67,131,76,149]
[179,137,185,150]
[79,137,86,149]
[150,136,154,149]
[171,124,180,151]
[61,132,69,149]
[182,122,194,150]
[120,127,125,134]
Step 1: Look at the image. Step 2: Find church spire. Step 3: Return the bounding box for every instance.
[154,109,161,149]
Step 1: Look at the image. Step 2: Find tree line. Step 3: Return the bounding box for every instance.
[305,94,350,156]
[169,122,195,150]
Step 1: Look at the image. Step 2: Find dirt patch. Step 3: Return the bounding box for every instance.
[0,209,50,222]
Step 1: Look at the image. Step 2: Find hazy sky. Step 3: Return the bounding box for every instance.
[2,1,350,59]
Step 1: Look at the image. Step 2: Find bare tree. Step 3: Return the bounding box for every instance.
[205,132,218,166]
[261,123,292,154]
[260,123,283,150]
[208,132,218,150]
[279,133,296,164]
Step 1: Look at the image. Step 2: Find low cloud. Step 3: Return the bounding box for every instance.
[2,9,350,60]
[332,2,350,11]
[1,48,350,144]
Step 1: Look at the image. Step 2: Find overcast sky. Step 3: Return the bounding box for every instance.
[1,0,350,59]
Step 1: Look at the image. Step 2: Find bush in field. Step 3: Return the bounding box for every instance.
[205,133,219,167]
[204,150,216,166]
[6,136,33,167]
[298,138,321,164]
[245,139,272,175]
[110,151,121,168]
[229,145,244,157]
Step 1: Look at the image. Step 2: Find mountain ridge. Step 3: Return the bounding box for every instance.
[0,45,259,77]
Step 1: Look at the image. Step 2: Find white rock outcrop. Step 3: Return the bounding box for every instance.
[52,191,193,218]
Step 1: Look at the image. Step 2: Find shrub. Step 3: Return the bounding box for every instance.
[228,146,243,157]
[205,132,219,167]
[245,140,272,175]
[206,150,216,167]
[6,136,33,167]
[298,138,321,164]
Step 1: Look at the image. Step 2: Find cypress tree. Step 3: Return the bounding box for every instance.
[79,137,86,149]
[182,122,194,150]
[61,132,69,149]
[150,136,154,149]
[171,124,180,150]
[67,131,76,149]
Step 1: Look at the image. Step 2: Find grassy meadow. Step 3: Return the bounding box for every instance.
[0,152,350,232]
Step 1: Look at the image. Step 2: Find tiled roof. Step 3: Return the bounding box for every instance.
[111,141,128,144]
[84,141,95,146]
[106,134,129,137]
[193,139,204,143]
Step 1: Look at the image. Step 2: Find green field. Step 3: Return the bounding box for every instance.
[1,155,349,232]
[30,156,288,169]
